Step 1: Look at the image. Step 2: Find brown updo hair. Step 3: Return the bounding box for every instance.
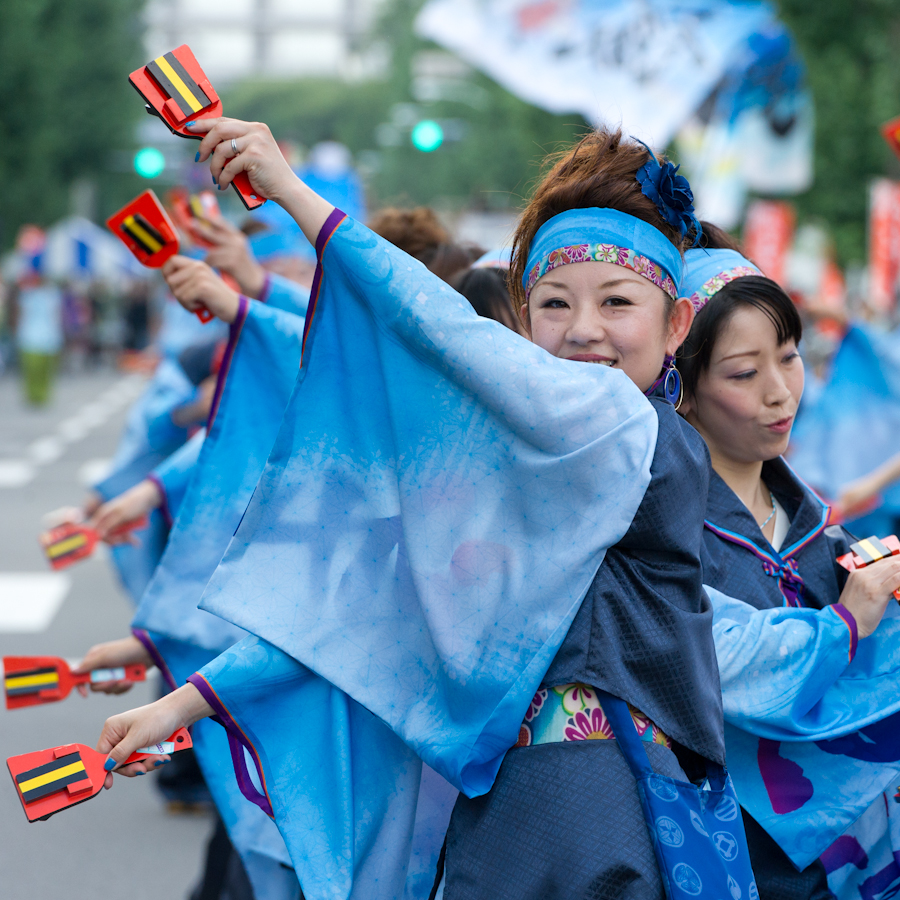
[509,128,686,314]
[369,206,479,285]
[369,207,449,263]
[693,219,743,253]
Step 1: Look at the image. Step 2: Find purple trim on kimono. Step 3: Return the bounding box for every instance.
[300,208,347,358]
[145,472,172,529]
[187,672,275,818]
[132,628,178,692]
[703,498,830,609]
[831,603,859,662]
[257,275,271,305]
[206,294,249,432]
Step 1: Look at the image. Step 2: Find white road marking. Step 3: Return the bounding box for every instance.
[0,374,147,489]
[58,417,90,443]
[29,436,64,465]
[0,573,71,632]
[0,460,35,488]
[78,458,113,487]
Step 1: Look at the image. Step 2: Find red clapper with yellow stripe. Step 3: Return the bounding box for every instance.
[38,515,150,571]
[128,45,266,211]
[837,534,900,600]
[3,656,147,710]
[7,728,192,821]
[106,191,213,323]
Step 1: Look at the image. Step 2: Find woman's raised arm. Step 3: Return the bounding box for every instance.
[189,118,334,244]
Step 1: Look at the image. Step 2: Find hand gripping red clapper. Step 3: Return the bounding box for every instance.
[3,656,147,710]
[129,45,266,211]
[38,515,150,570]
[168,187,222,250]
[836,535,900,600]
[106,191,212,323]
[7,728,192,821]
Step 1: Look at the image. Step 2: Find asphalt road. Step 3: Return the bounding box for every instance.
[0,367,211,900]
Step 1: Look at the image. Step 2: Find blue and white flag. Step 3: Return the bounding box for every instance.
[416,0,772,146]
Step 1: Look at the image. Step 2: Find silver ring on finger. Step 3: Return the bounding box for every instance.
[231,138,239,156]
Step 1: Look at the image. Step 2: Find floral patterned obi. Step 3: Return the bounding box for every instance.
[515,683,672,749]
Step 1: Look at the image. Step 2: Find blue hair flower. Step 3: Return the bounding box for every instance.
[634,139,701,245]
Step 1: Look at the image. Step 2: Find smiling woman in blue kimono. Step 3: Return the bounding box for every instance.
[677,242,900,900]
[90,121,737,900]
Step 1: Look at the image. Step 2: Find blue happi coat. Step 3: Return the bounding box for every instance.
[186,211,661,900]
[703,457,900,894]
[133,290,308,900]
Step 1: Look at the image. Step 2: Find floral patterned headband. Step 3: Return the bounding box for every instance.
[523,208,683,302]
[681,249,762,312]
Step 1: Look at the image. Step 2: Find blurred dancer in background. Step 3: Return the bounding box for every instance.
[13,257,63,406]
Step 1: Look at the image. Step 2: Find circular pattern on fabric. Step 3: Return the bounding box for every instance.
[714,795,739,821]
[689,809,709,836]
[647,774,679,801]
[656,816,684,848]
[727,875,742,899]
[714,831,739,861]
[749,882,759,900]
[672,863,703,896]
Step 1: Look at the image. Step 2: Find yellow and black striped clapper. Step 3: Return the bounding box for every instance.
[146,51,212,118]
[5,666,59,698]
[120,214,165,256]
[16,751,88,803]
[851,536,897,566]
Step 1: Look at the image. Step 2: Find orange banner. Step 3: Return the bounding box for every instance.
[743,200,795,287]
[868,179,900,314]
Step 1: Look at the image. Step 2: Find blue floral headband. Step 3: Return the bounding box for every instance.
[523,208,683,301]
[681,248,762,312]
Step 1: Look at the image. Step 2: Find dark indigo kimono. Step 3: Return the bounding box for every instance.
[702,457,854,900]
[440,397,726,900]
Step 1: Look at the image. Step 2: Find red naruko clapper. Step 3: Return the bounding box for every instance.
[3,656,147,710]
[129,45,266,211]
[837,535,900,600]
[39,515,149,571]
[7,728,192,821]
[106,190,212,323]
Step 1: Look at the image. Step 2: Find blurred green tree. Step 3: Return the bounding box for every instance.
[0,0,145,249]
[776,0,900,265]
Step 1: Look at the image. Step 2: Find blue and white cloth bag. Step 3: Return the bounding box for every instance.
[598,690,758,900]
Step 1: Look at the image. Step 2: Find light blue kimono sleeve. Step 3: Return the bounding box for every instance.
[710,586,900,869]
[148,428,205,525]
[710,586,900,740]
[199,212,658,796]
[133,296,305,653]
[259,274,311,318]
[93,357,195,499]
[191,637,423,900]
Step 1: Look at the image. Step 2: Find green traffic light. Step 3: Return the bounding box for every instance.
[411,120,444,153]
[134,147,166,179]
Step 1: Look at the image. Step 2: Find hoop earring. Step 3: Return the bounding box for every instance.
[664,364,683,411]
